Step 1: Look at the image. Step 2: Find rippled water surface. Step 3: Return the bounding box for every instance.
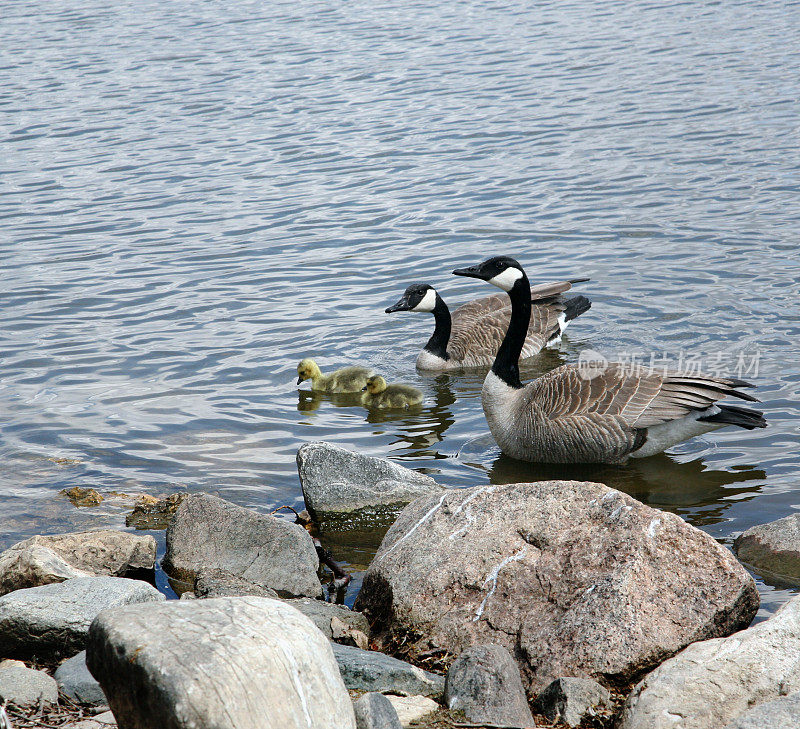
[2,0,799,611]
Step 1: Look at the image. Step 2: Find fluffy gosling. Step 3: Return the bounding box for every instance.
[361,375,423,409]
[296,358,373,393]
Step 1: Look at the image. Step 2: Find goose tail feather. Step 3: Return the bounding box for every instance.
[563,295,591,323]
[697,403,767,430]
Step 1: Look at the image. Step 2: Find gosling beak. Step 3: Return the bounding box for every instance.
[385,294,412,314]
[361,385,368,391]
[296,376,304,385]
[452,263,488,280]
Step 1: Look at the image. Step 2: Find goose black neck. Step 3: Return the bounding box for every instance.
[491,275,531,388]
[423,294,451,361]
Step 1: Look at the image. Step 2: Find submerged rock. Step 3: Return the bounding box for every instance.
[0,530,156,596]
[445,644,533,727]
[533,677,611,728]
[296,442,443,519]
[0,576,164,661]
[163,493,322,598]
[126,493,187,530]
[353,693,402,729]
[0,659,58,706]
[356,481,758,696]
[87,596,355,729]
[55,651,106,705]
[61,487,103,507]
[734,514,800,582]
[331,643,444,696]
[619,593,800,729]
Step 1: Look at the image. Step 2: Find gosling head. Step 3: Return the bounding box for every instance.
[362,375,388,394]
[385,284,438,314]
[453,256,525,292]
[296,358,322,385]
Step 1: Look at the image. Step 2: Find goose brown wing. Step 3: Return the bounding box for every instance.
[526,363,758,428]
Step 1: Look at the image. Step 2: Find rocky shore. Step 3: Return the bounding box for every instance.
[1,441,799,728]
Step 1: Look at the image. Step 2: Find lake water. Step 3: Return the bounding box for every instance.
[2,0,799,615]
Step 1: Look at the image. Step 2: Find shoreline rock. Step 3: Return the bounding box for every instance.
[734,514,800,583]
[297,442,443,519]
[0,531,156,597]
[163,493,322,598]
[356,481,758,697]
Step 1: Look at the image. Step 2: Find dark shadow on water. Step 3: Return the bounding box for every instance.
[482,452,767,528]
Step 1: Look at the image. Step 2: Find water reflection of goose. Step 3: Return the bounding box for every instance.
[453,256,767,464]
[385,278,590,371]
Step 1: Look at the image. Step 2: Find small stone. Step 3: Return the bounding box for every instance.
[94,711,117,725]
[61,487,104,506]
[353,692,402,729]
[331,615,369,649]
[178,591,196,600]
[163,494,322,598]
[533,677,611,728]
[0,659,59,706]
[0,531,157,596]
[297,442,443,519]
[86,597,355,729]
[385,696,438,728]
[55,651,106,705]
[126,493,187,530]
[285,598,370,641]
[0,576,164,661]
[445,644,534,727]
[193,568,280,599]
[331,643,443,696]
[723,691,800,729]
[735,514,800,581]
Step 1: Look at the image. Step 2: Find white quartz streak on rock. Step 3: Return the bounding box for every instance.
[474,547,528,621]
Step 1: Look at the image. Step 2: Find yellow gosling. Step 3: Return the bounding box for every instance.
[361,375,423,409]
[296,358,373,393]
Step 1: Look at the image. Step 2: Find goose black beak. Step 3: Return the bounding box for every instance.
[452,264,488,280]
[385,295,412,314]
[361,385,368,391]
[296,376,304,384]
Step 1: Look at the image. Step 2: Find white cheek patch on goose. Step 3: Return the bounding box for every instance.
[488,267,523,291]
[411,288,437,312]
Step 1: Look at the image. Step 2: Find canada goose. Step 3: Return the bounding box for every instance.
[452,256,766,464]
[385,278,591,370]
[361,375,423,409]
[296,358,373,393]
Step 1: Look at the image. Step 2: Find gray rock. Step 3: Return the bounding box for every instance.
[356,482,758,697]
[0,531,156,596]
[297,442,443,518]
[724,691,800,729]
[619,593,800,729]
[533,677,611,728]
[55,651,106,705]
[69,711,117,728]
[734,514,800,581]
[0,576,164,661]
[445,644,533,727]
[87,596,355,729]
[0,659,58,706]
[385,696,438,727]
[285,598,370,641]
[163,493,322,598]
[353,693,402,729]
[331,643,443,696]
[193,568,280,599]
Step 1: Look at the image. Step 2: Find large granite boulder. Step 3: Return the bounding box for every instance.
[445,644,533,727]
[356,482,758,696]
[723,691,800,729]
[734,514,800,581]
[331,643,443,696]
[0,531,156,596]
[87,597,355,729]
[619,593,800,729]
[297,442,443,519]
[0,576,164,661]
[163,494,322,598]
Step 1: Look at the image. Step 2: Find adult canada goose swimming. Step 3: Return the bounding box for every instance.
[385,278,590,370]
[453,256,766,464]
[296,358,373,393]
[361,375,423,409]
